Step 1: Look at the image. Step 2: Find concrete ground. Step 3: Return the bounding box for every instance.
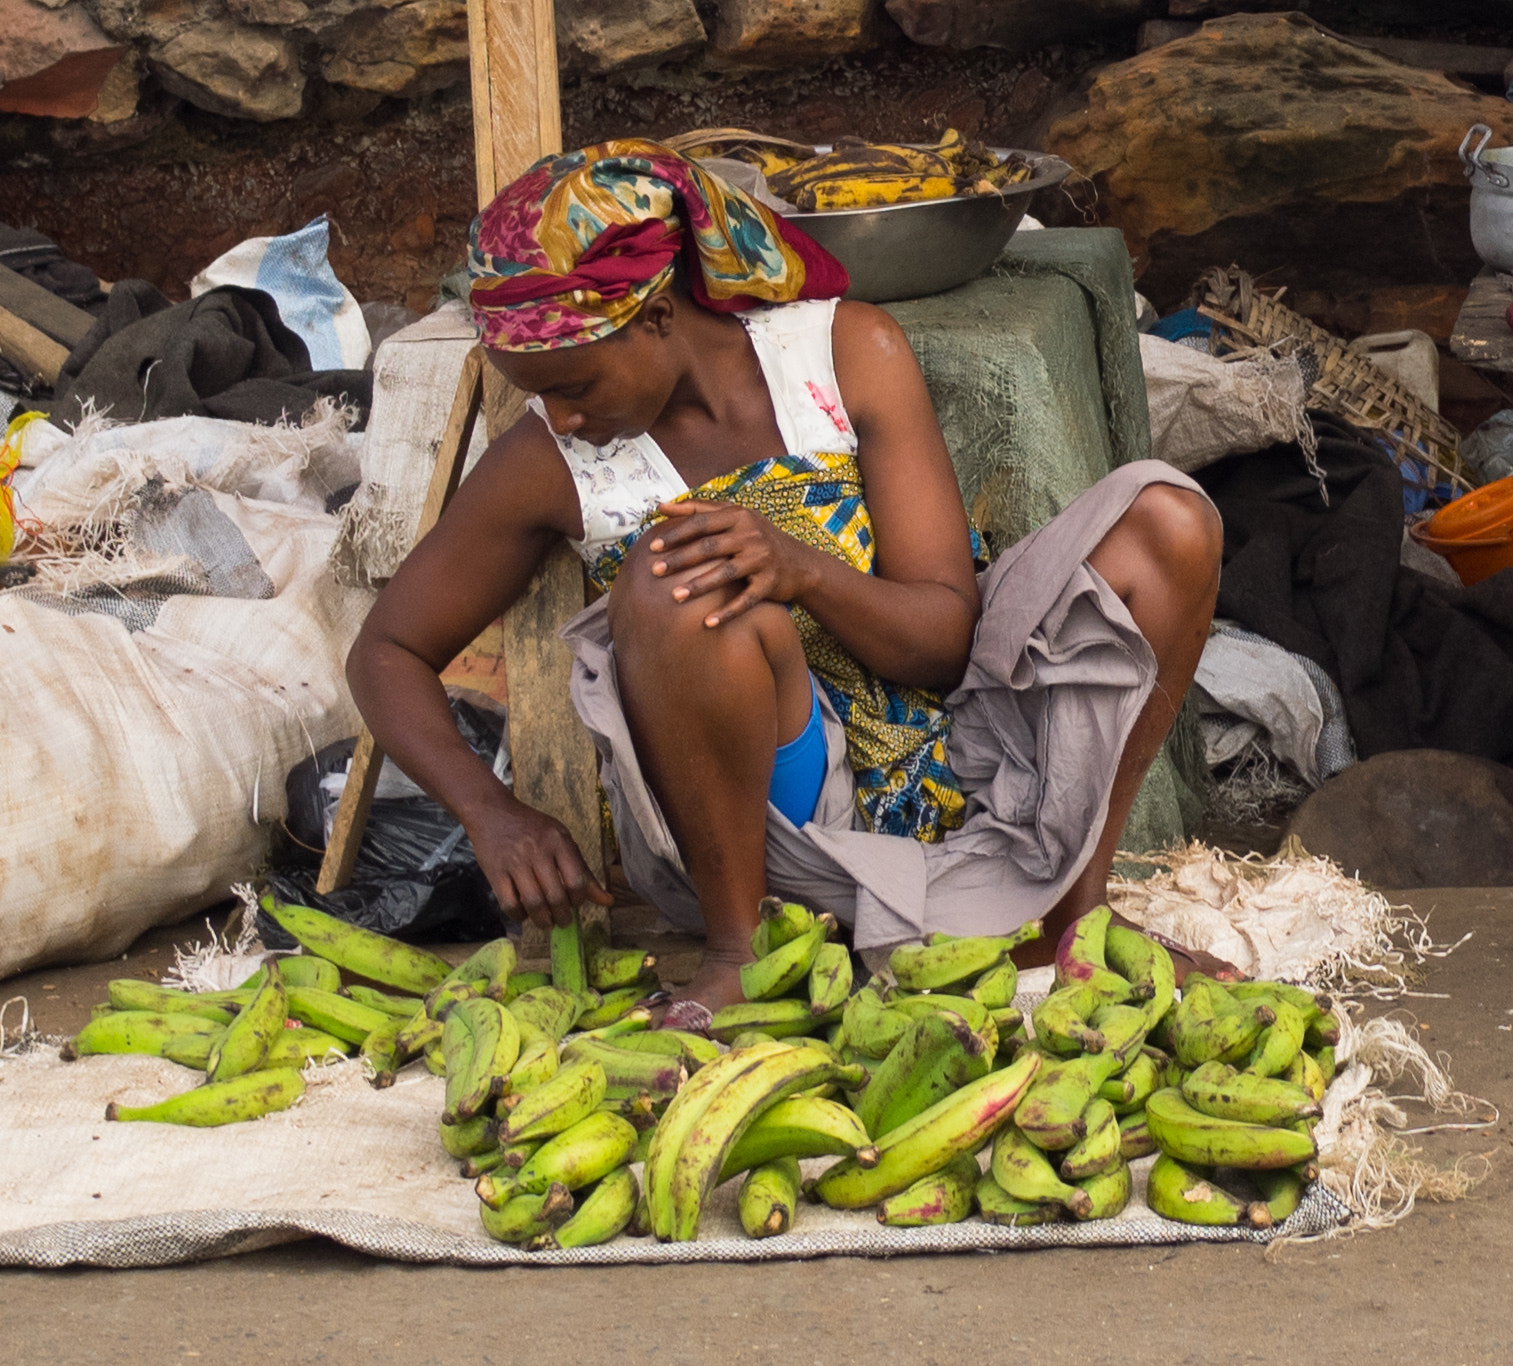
[1,887,1508,1366]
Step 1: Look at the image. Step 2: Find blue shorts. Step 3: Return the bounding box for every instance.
[768,681,826,827]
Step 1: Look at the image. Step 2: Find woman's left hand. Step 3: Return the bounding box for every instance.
[645,499,816,627]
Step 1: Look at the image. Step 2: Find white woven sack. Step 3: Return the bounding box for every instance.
[331,301,488,586]
[0,424,373,978]
[1140,333,1311,473]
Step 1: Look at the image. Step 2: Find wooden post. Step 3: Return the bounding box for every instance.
[468,0,606,962]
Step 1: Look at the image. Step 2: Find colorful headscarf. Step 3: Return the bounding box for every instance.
[467,139,849,351]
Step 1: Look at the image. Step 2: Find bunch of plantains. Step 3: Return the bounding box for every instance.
[64,893,1339,1247]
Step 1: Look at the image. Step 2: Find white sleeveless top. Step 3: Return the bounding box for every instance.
[527,298,859,564]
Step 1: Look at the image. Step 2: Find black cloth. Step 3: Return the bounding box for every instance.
[0,225,106,311]
[49,280,371,428]
[1193,415,1513,763]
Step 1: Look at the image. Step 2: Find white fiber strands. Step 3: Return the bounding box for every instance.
[1108,838,1466,997]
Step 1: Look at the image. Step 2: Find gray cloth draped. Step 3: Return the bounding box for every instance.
[562,460,1208,950]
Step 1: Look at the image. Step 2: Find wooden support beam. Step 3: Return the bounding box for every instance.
[467,0,561,206]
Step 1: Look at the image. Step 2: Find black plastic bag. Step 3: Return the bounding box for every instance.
[262,695,509,947]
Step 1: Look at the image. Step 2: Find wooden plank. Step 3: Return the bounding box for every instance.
[469,0,561,204]
[1450,270,1513,373]
[501,541,607,960]
[0,304,70,387]
[315,352,486,894]
[0,264,94,348]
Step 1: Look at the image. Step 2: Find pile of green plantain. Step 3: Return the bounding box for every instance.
[63,893,1340,1250]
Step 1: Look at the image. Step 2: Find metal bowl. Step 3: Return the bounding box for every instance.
[781,150,1073,304]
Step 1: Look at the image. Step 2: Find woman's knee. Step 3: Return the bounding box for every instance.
[1126,483,1223,585]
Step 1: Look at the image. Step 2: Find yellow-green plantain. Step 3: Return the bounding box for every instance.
[461,1149,506,1179]
[1245,999,1307,1078]
[611,1028,722,1071]
[840,985,911,1059]
[1250,1166,1308,1224]
[1284,1047,1328,1102]
[538,1164,639,1250]
[345,984,425,1018]
[719,1093,877,1180]
[487,970,550,1004]
[1031,984,1106,1057]
[506,985,581,1042]
[478,1184,574,1244]
[62,1011,222,1061]
[1052,906,1132,1004]
[258,892,450,994]
[497,1059,606,1144]
[393,1004,442,1060]
[513,1111,638,1194]
[1145,1086,1317,1169]
[207,961,287,1083]
[665,1046,865,1241]
[1181,1061,1322,1126]
[275,955,343,993]
[584,918,658,991]
[975,1171,1061,1226]
[507,1030,560,1093]
[889,934,1020,993]
[645,1042,791,1240]
[1169,984,1274,1068]
[968,960,1019,1010]
[105,981,236,1024]
[707,998,839,1043]
[1088,1002,1150,1067]
[285,986,390,1046]
[1103,924,1174,1019]
[573,987,648,1032]
[990,1122,1093,1217]
[1059,1098,1122,1180]
[854,1008,990,1140]
[813,1053,1041,1210]
[1146,1153,1271,1229]
[106,1068,305,1126]
[750,896,815,958]
[445,997,521,1123]
[1107,1047,1167,1115]
[740,916,832,1002]
[358,1014,405,1086]
[876,1153,978,1227]
[1072,1157,1131,1220]
[549,914,588,995]
[738,1156,802,1238]
[1014,1051,1123,1151]
[560,1035,686,1103]
[439,1112,497,1159]
[807,942,853,1017]
[1117,1109,1156,1159]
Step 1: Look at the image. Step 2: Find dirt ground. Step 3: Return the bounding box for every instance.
[1,885,1509,1366]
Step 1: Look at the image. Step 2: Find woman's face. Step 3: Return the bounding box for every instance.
[490,301,680,447]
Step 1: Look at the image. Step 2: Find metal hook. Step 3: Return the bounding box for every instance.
[1460,124,1510,189]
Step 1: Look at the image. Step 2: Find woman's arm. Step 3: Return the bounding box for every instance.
[645,302,981,691]
[346,413,612,926]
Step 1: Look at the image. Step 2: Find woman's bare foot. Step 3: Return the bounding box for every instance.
[652,946,751,1031]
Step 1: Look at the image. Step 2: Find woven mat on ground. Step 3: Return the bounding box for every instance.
[0,1043,1351,1271]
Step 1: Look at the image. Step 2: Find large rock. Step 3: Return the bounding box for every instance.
[1046,14,1513,303]
[886,0,1146,53]
[712,0,882,66]
[150,20,303,120]
[0,0,123,117]
[86,0,208,46]
[557,0,705,74]
[321,0,468,97]
[1284,751,1513,889]
[225,0,368,38]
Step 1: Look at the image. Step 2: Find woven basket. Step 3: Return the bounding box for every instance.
[1192,266,1472,496]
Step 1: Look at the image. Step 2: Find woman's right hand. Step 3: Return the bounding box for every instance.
[465,794,613,930]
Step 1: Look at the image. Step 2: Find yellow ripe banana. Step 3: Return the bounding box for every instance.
[1284,1047,1328,1103]
[876,1153,978,1227]
[207,961,286,1083]
[537,1164,640,1250]
[106,1068,305,1126]
[258,892,450,994]
[738,1156,802,1239]
[792,175,962,214]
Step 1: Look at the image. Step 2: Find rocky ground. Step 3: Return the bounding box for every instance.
[0,882,1508,1365]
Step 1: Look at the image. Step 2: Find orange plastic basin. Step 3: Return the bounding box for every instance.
[1409,474,1513,586]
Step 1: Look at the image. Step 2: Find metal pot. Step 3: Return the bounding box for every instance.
[1460,124,1513,273]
